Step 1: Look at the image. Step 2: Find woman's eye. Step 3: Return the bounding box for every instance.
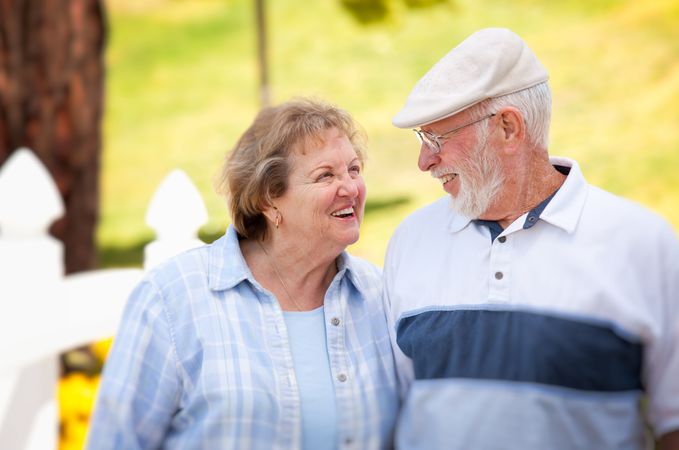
[317,172,333,182]
[349,165,361,174]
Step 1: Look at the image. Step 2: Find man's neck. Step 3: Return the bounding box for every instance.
[480,158,566,229]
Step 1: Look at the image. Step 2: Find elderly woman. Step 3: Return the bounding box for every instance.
[87,98,398,449]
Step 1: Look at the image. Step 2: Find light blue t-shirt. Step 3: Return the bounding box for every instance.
[284,306,338,450]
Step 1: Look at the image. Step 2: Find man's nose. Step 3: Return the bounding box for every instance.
[418,144,439,172]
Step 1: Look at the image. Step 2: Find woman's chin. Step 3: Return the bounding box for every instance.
[346,233,360,247]
[350,230,363,247]
[333,230,361,251]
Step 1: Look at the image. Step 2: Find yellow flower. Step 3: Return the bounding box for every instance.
[90,337,114,363]
[58,373,99,421]
[62,416,89,446]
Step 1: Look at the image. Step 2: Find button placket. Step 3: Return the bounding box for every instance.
[325,275,362,449]
[261,295,301,448]
[488,231,512,301]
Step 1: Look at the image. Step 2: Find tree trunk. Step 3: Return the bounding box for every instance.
[0,0,106,273]
[255,0,270,107]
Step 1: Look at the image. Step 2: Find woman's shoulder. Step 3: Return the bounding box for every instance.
[341,252,382,300]
[143,229,242,290]
[144,244,211,287]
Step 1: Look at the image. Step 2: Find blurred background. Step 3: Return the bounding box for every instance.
[1,0,678,448]
[99,0,679,266]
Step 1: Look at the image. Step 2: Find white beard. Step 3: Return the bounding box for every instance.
[449,137,504,219]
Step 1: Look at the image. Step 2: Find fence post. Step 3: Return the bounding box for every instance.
[144,169,207,269]
[0,148,65,450]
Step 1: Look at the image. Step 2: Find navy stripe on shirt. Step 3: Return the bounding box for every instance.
[396,308,643,392]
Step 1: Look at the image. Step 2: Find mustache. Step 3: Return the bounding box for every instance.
[430,167,458,179]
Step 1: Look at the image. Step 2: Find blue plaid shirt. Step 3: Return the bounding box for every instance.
[87,226,398,450]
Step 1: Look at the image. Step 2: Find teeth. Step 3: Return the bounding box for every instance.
[431,168,458,186]
[332,207,354,217]
[439,173,457,185]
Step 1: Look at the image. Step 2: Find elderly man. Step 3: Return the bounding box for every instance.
[384,28,679,449]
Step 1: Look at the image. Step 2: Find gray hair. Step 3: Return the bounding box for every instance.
[469,82,552,150]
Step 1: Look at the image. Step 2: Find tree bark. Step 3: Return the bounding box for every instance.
[0,0,106,273]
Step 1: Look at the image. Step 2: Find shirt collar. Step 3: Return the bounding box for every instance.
[208,226,252,291]
[445,156,588,235]
[538,156,588,234]
[447,203,473,233]
[208,226,369,300]
[335,252,374,301]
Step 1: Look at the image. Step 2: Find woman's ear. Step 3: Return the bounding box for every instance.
[261,204,281,229]
[261,203,277,223]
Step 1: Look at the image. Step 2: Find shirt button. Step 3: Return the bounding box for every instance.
[344,438,353,446]
[337,373,348,382]
[498,236,507,243]
[331,317,341,326]
[495,271,504,280]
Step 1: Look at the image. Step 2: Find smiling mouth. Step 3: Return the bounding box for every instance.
[439,173,458,186]
[331,207,355,218]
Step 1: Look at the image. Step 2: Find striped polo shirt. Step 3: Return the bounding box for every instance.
[384,157,679,449]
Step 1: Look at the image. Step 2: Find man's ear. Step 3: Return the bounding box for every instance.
[497,107,525,153]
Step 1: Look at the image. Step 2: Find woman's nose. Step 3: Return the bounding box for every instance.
[338,174,359,197]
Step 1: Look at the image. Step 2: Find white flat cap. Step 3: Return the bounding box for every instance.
[392,28,548,128]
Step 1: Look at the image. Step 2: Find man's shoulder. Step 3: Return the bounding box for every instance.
[395,196,452,234]
[580,184,679,259]
[386,196,456,263]
[585,184,673,233]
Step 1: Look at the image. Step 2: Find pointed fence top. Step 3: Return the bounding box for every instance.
[0,148,65,237]
[145,169,208,240]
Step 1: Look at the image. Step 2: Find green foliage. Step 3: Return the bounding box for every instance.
[99,0,679,267]
[339,0,449,24]
[403,0,448,10]
[340,0,391,23]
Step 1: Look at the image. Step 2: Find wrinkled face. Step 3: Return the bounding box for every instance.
[274,127,366,254]
[418,112,504,218]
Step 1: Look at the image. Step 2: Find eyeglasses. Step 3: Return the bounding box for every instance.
[413,113,496,154]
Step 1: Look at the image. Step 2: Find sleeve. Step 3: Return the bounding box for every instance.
[383,233,415,402]
[645,223,679,437]
[86,279,182,449]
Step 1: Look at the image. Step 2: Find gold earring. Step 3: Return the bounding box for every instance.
[273,207,281,229]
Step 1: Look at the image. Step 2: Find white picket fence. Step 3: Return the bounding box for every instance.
[0,148,211,449]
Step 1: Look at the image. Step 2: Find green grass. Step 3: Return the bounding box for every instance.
[98,0,679,267]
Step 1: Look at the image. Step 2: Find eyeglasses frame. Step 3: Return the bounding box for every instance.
[413,113,496,154]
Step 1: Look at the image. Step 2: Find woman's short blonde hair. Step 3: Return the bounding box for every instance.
[216,98,366,240]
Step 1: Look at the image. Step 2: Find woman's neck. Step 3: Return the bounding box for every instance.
[241,237,338,311]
